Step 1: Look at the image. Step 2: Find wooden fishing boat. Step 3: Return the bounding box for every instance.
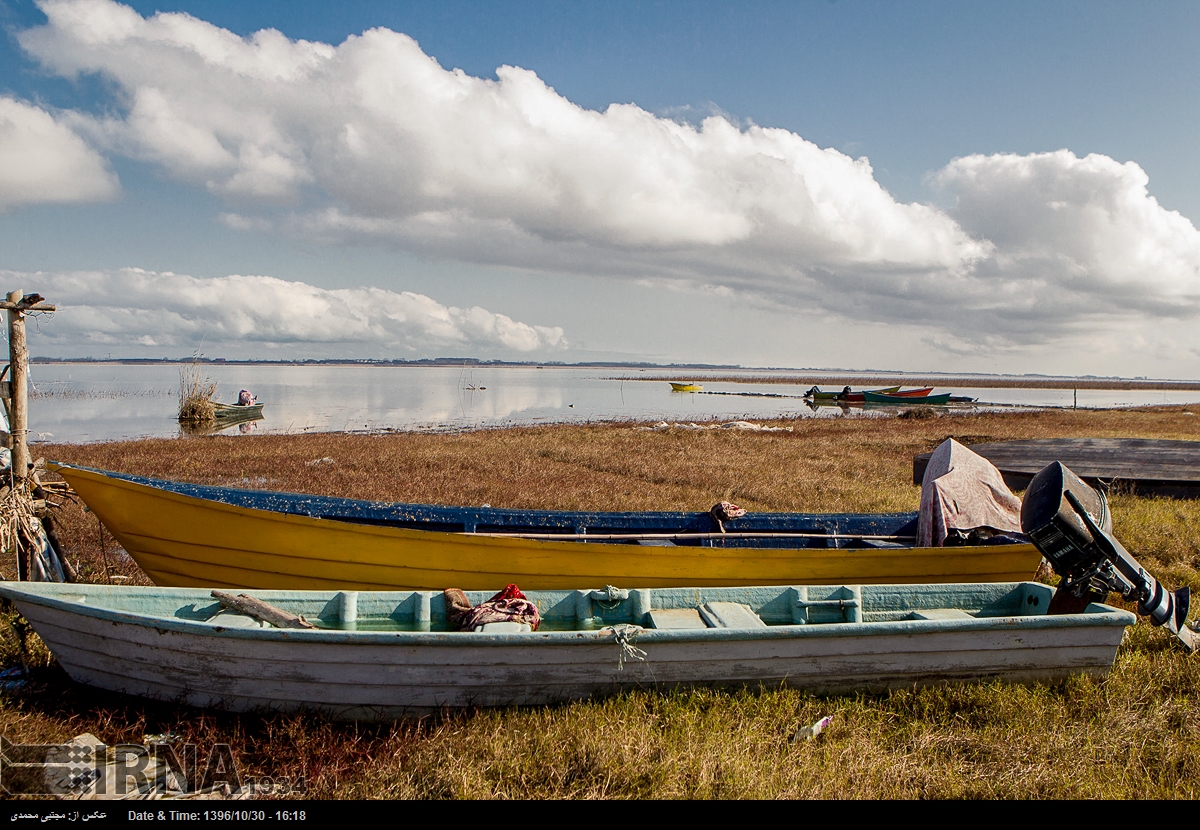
[863,391,952,405]
[50,464,1042,591]
[669,382,704,392]
[212,402,265,421]
[805,385,899,401]
[0,581,1133,719]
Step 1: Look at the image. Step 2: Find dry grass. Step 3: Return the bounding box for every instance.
[3,404,1200,798]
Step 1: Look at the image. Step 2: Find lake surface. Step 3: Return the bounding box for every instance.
[21,364,1200,445]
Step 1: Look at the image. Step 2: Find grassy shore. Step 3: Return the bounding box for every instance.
[2,405,1199,798]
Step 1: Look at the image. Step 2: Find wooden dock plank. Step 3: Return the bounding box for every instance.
[913,438,1200,497]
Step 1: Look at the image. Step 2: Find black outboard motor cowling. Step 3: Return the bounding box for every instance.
[1021,461,1197,651]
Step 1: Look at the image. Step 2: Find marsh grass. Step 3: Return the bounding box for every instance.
[177,358,217,422]
[3,405,1200,798]
[30,385,172,400]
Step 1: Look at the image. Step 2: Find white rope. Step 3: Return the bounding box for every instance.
[602,624,646,670]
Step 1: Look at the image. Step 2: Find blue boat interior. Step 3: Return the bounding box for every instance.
[63,464,933,549]
[7,581,1105,636]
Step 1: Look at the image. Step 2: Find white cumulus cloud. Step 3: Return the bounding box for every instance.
[5,268,567,357]
[935,150,1200,323]
[18,0,984,270]
[15,0,1200,355]
[0,96,119,211]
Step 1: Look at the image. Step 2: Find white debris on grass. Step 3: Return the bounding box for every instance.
[791,715,833,743]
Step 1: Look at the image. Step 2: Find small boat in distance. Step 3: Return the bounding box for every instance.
[669,382,704,392]
[0,580,1134,719]
[863,391,952,405]
[50,464,1043,591]
[212,401,265,421]
[805,385,901,402]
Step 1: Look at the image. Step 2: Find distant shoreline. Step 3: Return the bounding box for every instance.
[619,374,1200,391]
[30,357,1200,391]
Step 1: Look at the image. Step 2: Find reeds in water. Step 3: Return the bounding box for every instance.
[178,359,217,422]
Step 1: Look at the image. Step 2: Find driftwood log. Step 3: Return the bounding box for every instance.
[211,590,316,629]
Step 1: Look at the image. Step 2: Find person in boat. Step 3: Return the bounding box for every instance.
[237,389,257,406]
[838,385,852,400]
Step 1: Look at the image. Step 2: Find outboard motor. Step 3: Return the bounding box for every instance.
[1021,461,1197,651]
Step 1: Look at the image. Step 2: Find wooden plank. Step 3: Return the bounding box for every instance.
[697,602,768,629]
[211,590,316,629]
[910,609,974,621]
[647,608,707,629]
[914,438,1200,497]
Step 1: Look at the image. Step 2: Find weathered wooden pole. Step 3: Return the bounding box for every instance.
[1,291,60,581]
[6,289,30,480]
[2,290,55,482]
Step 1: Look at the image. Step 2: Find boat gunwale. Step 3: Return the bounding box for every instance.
[0,582,1136,648]
[49,462,928,539]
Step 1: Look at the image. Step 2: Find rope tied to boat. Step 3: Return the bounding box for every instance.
[602,624,646,670]
[593,584,626,612]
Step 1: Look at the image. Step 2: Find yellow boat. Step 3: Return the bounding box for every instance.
[669,382,704,392]
[53,464,1043,591]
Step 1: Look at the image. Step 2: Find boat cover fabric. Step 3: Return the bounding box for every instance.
[917,439,1023,547]
[445,584,542,631]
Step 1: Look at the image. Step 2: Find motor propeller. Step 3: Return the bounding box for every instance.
[1020,461,1197,652]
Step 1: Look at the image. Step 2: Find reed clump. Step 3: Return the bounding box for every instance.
[177,359,217,423]
[2,405,1199,798]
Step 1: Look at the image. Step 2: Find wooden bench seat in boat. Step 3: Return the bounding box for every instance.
[907,609,974,621]
[649,602,767,630]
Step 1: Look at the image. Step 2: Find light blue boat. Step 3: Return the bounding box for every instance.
[0,581,1133,720]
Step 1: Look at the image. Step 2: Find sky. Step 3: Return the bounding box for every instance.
[2,0,1200,377]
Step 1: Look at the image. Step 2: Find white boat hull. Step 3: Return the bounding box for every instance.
[3,583,1133,719]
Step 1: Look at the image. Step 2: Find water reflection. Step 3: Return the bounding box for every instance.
[178,415,264,437]
[23,363,1200,445]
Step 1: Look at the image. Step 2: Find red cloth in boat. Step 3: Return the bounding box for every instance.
[917,439,1023,547]
[444,584,541,631]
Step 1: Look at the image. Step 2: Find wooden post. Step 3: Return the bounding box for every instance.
[2,291,55,481]
[6,290,30,480]
[0,291,57,581]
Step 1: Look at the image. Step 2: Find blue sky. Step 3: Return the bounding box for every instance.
[3,0,1200,376]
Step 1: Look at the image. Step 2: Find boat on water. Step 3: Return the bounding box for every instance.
[179,401,265,428]
[805,385,899,401]
[863,391,952,406]
[0,580,1133,719]
[212,401,265,421]
[50,464,1042,591]
[669,382,704,392]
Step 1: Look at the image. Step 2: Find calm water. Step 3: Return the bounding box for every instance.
[21,364,1200,445]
